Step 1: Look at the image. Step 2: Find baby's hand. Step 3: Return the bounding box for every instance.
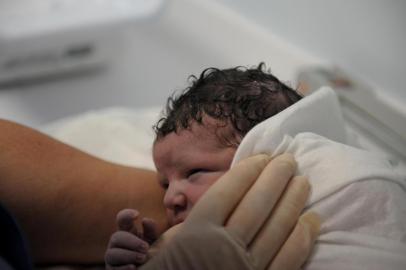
[105,209,158,270]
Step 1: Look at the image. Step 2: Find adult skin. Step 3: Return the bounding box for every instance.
[0,119,168,264]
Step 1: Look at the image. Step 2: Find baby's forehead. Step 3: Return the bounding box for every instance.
[178,118,239,147]
[153,122,221,147]
[153,119,239,154]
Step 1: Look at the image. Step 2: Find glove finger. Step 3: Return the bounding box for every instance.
[268,212,320,270]
[226,153,296,245]
[117,209,140,232]
[186,154,271,225]
[142,218,158,244]
[249,176,310,269]
[105,248,147,266]
[109,231,149,252]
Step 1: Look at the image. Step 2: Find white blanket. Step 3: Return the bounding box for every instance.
[232,88,406,270]
[42,107,160,170]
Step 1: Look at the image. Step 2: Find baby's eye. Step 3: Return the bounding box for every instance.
[157,173,169,190]
[161,183,169,189]
[187,168,205,177]
[187,169,209,181]
[159,180,169,190]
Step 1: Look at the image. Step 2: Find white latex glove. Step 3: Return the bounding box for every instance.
[141,153,320,270]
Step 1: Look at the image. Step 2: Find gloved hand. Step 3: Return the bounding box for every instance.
[105,209,159,269]
[141,153,320,270]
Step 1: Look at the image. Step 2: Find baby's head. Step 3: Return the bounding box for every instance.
[152,63,302,226]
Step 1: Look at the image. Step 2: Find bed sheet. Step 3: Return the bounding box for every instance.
[41,106,162,170]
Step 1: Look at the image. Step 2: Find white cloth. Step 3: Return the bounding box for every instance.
[232,87,406,270]
[41,107,160,170]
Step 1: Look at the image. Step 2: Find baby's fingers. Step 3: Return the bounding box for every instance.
[109,231,150,252]
[105,248,147,266]
[117,209,140,232]
[106,265,137,270]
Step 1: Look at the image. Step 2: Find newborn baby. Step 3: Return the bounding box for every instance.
[106,64,406,270]
[105,63,304,268]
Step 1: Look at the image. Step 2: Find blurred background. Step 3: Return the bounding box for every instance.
[0,0,405,162]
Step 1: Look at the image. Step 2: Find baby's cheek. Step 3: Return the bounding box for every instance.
[187,172,225,205]
[166,208,175,220]
[185,185,210,205]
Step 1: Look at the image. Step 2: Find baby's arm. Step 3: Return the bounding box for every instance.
[105,209,158,270]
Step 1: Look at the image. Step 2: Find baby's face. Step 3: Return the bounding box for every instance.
[153,119,236,226]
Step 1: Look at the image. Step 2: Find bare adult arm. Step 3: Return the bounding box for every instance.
[0,119,168,264]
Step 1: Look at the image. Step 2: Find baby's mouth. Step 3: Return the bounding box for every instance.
[172,206,187,225]
[171,216,185,226]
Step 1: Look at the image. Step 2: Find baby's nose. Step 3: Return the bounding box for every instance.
[163,181,187,210]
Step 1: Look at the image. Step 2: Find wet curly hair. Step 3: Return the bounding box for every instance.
[154,63,302,146]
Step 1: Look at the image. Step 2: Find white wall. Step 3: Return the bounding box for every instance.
[216,0,406,104]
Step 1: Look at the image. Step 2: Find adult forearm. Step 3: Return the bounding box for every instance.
[0,119,168,264]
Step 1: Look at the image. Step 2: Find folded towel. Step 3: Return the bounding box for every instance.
[232,88,406,270]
